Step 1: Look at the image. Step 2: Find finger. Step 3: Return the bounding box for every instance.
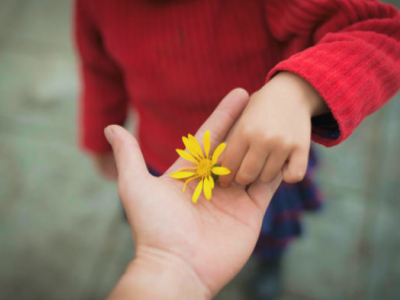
[247,173,282,212]
[259,147,291,183]
[283,147,309,183]
[194,88,249,147]
[232,146,268,185]
[104,125,150,185]
[219,134,248,187]
[167,88,249,173]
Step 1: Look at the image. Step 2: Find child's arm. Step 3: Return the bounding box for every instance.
[74,0,128,178]
[220,0,400,186]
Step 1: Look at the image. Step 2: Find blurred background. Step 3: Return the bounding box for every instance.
[0,0,399,299]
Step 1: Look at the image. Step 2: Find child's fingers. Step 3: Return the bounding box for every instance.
[247,174,282,212]
[282,147,309,183]
[235,147,269,185]
[259,147,291,183]
[220,135,248,187]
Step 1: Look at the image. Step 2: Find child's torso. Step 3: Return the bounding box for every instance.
[94,0,282,171]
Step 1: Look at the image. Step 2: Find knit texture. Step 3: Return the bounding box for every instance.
[75,0,400,172]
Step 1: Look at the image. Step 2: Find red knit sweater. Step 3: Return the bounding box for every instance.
[75,0,400,173]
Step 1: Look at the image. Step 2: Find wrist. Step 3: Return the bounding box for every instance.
[272,72,330,117]
[108,246,211,300]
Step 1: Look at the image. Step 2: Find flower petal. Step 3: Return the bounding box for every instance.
[211,142,226,165]
[182,136,200,159]
[192,179,203,203]
[170,171,196,179]
[203,130,210,158]
[208,175,214,189]
[212,166,231,175]
[182,176,200,193]
[176,167,197,172]
[203,177,212,200]
[188,134,204,158]
[176,149,199,164]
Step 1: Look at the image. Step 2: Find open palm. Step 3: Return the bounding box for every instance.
[108,89,281,297]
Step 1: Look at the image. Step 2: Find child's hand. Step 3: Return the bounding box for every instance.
[91,153,118,180]
[220,72,329,186]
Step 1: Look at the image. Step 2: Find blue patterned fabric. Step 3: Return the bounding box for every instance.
[254,147,323,259]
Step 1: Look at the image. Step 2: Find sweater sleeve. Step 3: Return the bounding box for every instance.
[265,0,400,147]
[74,0,128,153]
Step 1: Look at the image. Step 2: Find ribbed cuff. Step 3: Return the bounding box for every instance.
[266,41,381,147]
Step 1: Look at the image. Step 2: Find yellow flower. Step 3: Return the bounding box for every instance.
[170,130,231,203]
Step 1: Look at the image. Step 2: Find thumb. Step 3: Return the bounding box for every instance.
[104,125,150,186]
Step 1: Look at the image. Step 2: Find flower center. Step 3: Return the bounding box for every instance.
[197,158,213,177]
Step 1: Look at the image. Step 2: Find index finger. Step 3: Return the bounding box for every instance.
[194,88,249,148]
[166,88,249,173]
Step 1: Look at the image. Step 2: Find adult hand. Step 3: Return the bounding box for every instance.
[106,89,282,299]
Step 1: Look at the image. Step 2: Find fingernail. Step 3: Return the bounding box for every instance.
[104,126,114,144]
